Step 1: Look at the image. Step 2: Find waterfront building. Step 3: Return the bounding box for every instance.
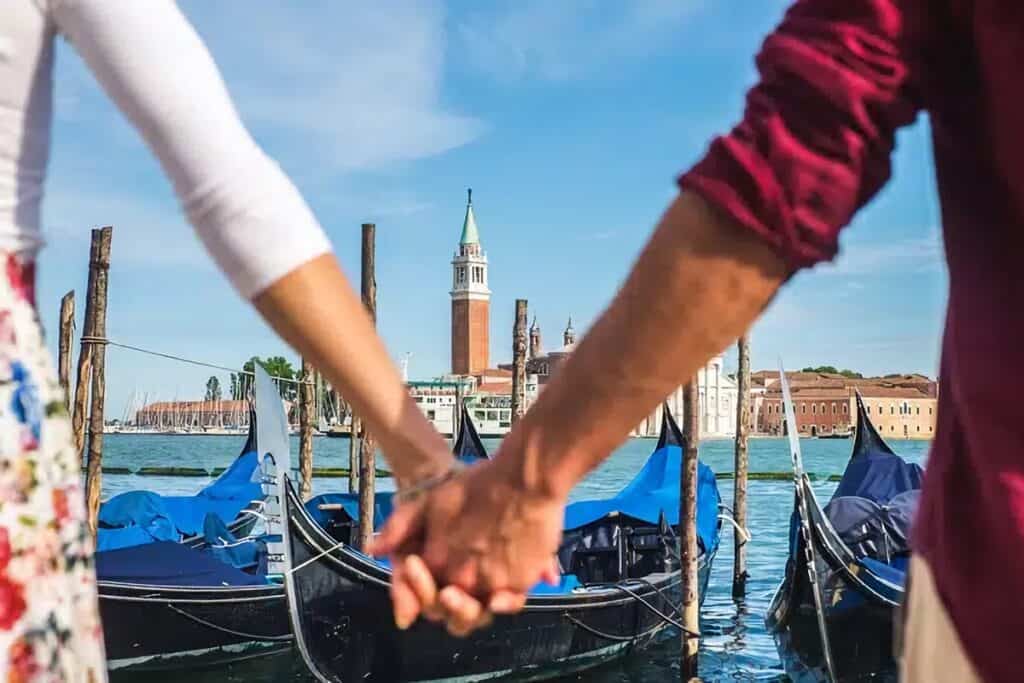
[756,372,939,439]
[635,353,739,438]
[857,385,938,439]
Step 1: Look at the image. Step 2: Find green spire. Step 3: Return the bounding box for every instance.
[460,188,480,245]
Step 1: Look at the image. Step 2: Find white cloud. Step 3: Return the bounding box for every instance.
[455,0,705,82]
[182,0,484,170]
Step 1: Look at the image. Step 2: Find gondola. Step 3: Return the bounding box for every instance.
[98,377,495,672]
[97,412,264,552]
[97,402,291,672]
[282,404,721,682]
[766,382,924,683]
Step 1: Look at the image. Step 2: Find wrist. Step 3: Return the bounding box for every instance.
[493,415,576,503]
[376,399,455,490]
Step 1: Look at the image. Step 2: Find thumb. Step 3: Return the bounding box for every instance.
[540,556,561,586]
[367,499,426,557]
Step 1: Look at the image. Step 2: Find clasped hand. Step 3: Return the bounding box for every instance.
[369,445,566,636]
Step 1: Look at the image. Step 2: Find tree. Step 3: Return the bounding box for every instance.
[239,356,297,401]
[204,376,222,402]
[801,365,863,379]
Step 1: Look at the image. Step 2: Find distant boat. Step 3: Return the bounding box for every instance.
[766,388,923,682]
[281,406,722,682]
[820,429,853,440]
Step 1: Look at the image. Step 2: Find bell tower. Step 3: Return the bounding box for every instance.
[451,189,490,375]
[563,316,576,346]
[529,317,542,359]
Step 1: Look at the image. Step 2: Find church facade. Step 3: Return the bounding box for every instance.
[635,354,740,439]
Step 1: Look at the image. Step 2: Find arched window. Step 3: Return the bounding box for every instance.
[890,405,895,415]
[820,403,826,414]
[842,404,848,414]
[831,403,837,414]
[866,405,871,414]
[801,404,806,414]
[812,404,817,414]
[916,407,920,415]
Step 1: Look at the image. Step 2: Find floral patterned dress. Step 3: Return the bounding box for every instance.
[0,255,106,682]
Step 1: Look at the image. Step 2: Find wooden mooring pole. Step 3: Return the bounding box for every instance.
[299,358,315,500]
[454,381,464,440]
[58,291,75,412]
[71,235,103,458]
[733,335,751,597]
[83,227,113,537]
[511,299,528,423]
[357,223,377,551]
[348,416,360,494]
[680,379,700,681]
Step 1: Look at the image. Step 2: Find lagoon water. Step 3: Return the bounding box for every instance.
[102,434,930,682]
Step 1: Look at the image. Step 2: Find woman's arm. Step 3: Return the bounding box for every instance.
[252,254,451,486]
[52,0,452,483]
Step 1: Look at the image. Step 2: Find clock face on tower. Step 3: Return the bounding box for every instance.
[451,189,490,375]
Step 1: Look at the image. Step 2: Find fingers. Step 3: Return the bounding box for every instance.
[488,590,527,615]
[402,555,445,622]
[439,586,492,637]
[541,556,561,586]
[367,500,425,557]
[390,559,421,630]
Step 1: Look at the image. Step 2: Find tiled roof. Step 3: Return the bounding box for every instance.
[138,399,252,413]
[856,386,933,399]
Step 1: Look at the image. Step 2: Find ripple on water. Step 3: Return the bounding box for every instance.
[101,434,930,682]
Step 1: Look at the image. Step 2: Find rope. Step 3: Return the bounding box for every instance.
[563,612,675,643]
[166,604,293,642]
[718,511,752,545]
[574,580,699,638]
[287,538,349,576]
[79,336,313,386]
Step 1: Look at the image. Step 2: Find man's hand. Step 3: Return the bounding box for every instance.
[369,433,565,635]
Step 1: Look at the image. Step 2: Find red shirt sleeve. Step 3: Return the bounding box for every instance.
[679,0,921,269]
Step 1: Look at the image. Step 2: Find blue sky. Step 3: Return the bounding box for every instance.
[38,1,947,417]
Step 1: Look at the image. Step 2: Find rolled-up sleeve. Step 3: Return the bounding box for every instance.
[679,0,921,269]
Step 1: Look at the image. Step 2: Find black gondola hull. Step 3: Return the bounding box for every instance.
[285,485,713,683]
[99,581,290,672]
[768,572,898,682]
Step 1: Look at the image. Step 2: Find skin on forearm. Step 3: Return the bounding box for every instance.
[252,254,452,488]
[505,192,789,499]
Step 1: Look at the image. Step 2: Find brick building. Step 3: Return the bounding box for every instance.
[757,371,939,439]
[450,189,490,375]
[759,387,854,436]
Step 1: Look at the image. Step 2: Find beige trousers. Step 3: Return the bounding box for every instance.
[899,556,981,682]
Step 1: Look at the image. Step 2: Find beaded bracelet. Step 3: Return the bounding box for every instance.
[393,461,467,506]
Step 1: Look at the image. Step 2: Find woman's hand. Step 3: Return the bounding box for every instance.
[369,434,566,635]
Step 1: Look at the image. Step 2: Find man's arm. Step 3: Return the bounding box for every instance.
[502,191,788,500]
[371,191,788,631]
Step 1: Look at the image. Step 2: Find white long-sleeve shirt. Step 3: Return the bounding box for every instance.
[2,0,332,299]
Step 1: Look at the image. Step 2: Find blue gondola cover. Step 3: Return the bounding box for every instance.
[563,445,721,555]
[96,541,267,587]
